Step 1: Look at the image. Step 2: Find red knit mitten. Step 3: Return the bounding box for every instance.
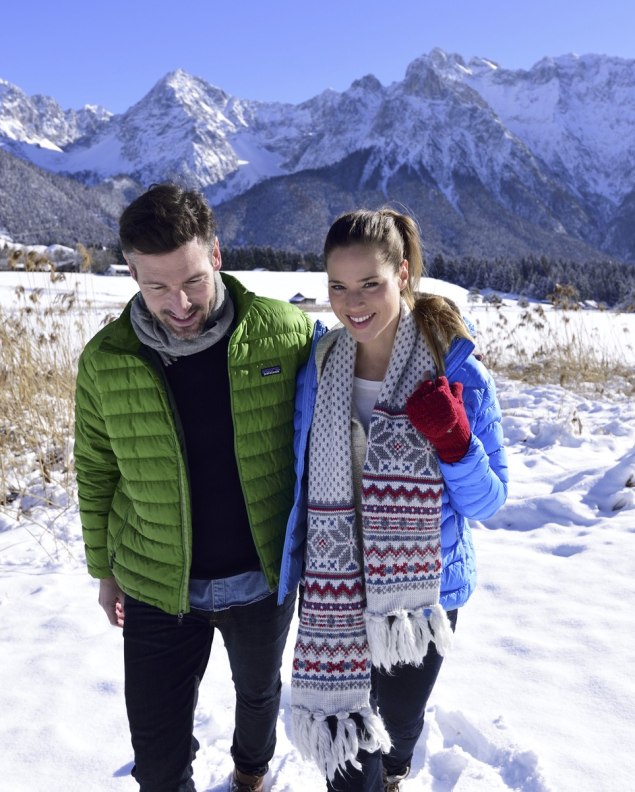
[406,376,471,463]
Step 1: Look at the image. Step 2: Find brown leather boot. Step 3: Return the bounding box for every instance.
[383,766,410,792]
[230,768,265,792]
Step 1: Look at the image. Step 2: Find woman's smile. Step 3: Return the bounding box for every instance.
[347,312,374,327]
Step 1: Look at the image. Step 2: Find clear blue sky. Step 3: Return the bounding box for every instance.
[2,0,633,112]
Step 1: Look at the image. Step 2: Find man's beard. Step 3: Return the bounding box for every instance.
[156,303,211,339]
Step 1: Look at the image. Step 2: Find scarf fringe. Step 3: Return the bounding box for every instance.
[428,603,454,656]
[292,707,391,781]
[365,604,453,670]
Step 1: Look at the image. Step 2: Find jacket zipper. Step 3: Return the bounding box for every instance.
[175,437,191,617]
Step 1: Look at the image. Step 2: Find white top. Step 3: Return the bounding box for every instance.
[353,377,382,432]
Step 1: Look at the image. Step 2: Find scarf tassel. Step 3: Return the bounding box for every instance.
[292,706,391,781]
[427,602,454,656]
[366,605,453,670]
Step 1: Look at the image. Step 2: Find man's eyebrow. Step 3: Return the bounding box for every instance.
[138,276,167,286]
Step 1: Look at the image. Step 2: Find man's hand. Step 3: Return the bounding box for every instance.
[98,577,125,628]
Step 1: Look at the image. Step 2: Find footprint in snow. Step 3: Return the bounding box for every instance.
[406,706,553,791]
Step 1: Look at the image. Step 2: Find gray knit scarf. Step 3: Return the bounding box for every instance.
[130,271,234,365]
[291,306,453,780]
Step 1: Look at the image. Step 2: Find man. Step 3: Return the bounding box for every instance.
[74,183,316,792]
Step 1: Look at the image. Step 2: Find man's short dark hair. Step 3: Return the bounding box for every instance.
[119,183,217,255]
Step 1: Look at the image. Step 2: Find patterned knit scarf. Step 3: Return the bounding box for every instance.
[291,306,453,780]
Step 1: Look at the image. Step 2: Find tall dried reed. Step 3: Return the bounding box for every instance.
[0,272,112,557]
[473,301,634,395]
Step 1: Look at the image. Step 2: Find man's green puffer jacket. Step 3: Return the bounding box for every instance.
[75,273,313,616]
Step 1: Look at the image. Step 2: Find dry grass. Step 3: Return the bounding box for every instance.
[0,273,108,556]
[473,302,635,397]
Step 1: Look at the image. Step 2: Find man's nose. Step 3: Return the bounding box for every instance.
[168,289,191,313]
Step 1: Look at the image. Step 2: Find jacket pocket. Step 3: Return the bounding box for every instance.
[108,502,131,570]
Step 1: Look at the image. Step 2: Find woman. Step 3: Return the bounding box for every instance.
[279,208,508,791]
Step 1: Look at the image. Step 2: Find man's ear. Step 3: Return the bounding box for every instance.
[211,237,222,271]
[124,253,138,281]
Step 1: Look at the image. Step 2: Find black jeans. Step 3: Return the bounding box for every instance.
[123,591,295,792]
[326,609,458,792]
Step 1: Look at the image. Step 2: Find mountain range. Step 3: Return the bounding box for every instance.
[1,48,634,263]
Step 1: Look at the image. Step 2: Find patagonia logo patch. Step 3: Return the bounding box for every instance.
[261,365,282,377]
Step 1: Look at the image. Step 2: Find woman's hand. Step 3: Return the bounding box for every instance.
[406,376,471,463]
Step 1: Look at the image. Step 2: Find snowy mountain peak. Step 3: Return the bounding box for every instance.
[1,49,635,262]
[465,56,501,74]
[427,48,470,76]
[149,68,230,110]
[350,74,384,93]
[402,54,450,97]
[0,78,113,151]
[463,52,635,205]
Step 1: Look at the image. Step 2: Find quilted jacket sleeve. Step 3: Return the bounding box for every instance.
[74,349,121,578]
[438,356,508,520]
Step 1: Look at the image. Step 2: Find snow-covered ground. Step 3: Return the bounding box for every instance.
[1,270,634,792]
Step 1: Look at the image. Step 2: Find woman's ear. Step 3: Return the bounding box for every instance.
[399,259,409,290]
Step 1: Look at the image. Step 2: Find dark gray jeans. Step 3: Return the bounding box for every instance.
[327,609,458,792]
[123,590,295,792]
